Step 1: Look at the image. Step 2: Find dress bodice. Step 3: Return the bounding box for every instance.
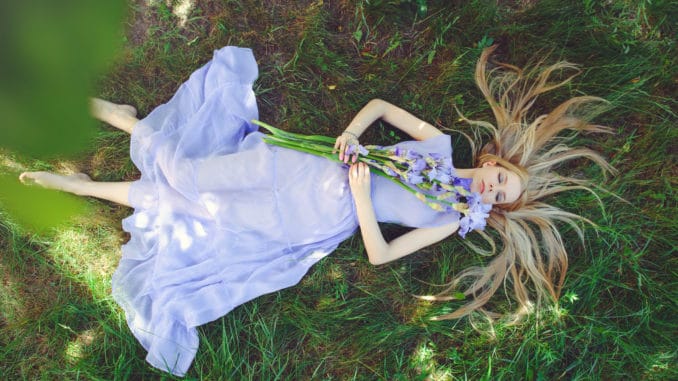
[371,134,462,228]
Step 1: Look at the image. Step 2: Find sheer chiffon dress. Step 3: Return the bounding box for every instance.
[112,46,461,375]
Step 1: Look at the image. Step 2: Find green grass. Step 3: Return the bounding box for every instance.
[1,0,676,379]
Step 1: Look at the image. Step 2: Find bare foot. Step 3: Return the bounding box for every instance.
[90,98,138,133]
[19,172,92,195]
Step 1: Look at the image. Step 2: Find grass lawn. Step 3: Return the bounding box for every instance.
[1,0,676,379]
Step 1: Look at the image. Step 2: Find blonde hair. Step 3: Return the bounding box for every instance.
[427,45,616,321]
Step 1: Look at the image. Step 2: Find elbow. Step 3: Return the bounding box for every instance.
[367,98,387,110]
[370,259,388,266]
[368,257,384,266]
[367,247,391,266]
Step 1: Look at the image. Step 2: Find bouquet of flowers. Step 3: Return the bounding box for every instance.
[252,120,491,237]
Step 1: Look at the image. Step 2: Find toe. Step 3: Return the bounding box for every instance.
[19,172,35,184]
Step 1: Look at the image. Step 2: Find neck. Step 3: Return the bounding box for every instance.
[455,168,476,179]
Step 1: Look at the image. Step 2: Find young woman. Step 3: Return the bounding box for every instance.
[19,45,613,375]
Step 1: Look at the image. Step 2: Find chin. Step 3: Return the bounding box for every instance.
[469,178,479,193]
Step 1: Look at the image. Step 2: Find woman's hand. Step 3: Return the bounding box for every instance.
[333,132,359,163]
[348,162,371,199]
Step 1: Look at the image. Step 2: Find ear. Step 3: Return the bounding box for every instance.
[482,160,497,168]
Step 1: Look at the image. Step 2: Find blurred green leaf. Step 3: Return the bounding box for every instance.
[0,1,124,230]
[0,0,125,157]
[0,174,88,232]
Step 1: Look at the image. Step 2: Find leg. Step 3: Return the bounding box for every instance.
[90,98,139,134]
[19,172,132,207]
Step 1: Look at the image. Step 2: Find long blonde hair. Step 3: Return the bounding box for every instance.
[427,45,616,321]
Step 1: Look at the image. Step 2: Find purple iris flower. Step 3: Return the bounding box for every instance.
[426,168,436,182]
[458,216,472,238]
[428,152,443,161]
[358,145,370,155]
[383,167,397,176]
[411,158,427,171]
[467,193,491,213]
[453,177,472,191]
[407,173,424,185]
[457,192,491,238]
[458,212,486,238]
[406,150,423,160]
[441,192,460,204]
[465,192,482,207]
[435,171,452,184]
[346,144,369,157]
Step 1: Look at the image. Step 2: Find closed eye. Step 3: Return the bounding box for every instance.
[495,192,504,203]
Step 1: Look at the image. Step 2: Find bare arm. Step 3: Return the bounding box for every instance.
[348,162,459,265]
[346,98,443,140]
[334,99,444,162]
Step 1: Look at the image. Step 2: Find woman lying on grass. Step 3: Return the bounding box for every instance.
[19,45,614,376]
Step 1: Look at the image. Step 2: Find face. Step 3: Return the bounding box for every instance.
[470,161,522,205]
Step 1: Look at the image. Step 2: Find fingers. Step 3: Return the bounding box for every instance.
[341,139,350,163]
[348,162,370,182]
[334,136,348,162]
[332,136,343,154]
[360,162,370,179]
[334,134,360,163]
[343,137,352,164]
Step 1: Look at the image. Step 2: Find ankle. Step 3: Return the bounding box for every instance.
[68,177,91,196]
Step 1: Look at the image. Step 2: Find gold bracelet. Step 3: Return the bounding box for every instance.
[342,131,359,139]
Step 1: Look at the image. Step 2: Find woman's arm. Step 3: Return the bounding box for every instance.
[348,162,458,265]
[334,99,444,162]
[346,99,444,140]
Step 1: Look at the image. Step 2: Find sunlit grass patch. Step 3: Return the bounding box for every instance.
[64,327,100,364]
[48,224,121,299]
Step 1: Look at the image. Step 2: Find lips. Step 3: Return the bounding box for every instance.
[480,180,485,194]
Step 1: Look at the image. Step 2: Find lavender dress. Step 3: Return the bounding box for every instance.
[112,46,461,376]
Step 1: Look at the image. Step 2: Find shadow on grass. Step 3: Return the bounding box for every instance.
[0,190,164,378]
[0,217,113,378]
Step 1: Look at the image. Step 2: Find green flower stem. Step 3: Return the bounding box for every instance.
[255,119,463,211]
[262,137,336,160]
[253,120,336,144]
